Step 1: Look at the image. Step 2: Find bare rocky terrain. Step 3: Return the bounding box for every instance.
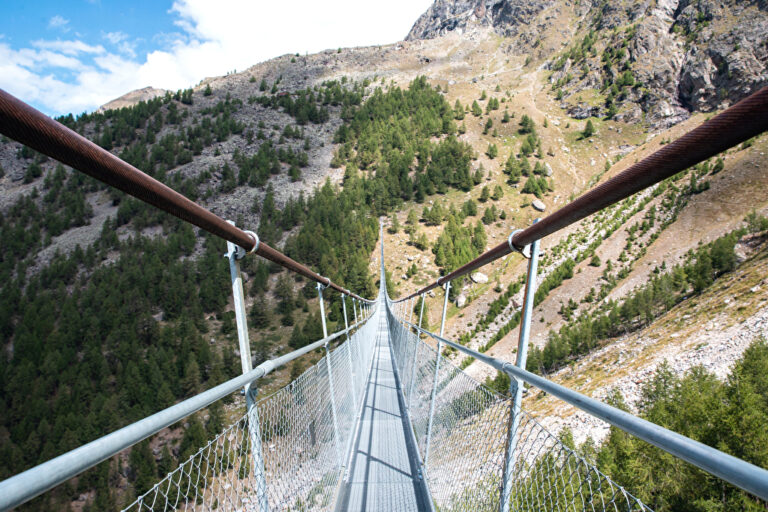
[410,0,768,129]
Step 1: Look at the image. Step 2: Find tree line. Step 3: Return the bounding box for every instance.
[527,227,746,373]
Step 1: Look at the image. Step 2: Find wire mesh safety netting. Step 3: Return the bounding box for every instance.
[386,302,653,512]
[124,311,378,512]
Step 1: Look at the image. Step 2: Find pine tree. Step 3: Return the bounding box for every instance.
[473,221,487,253]
[182,357,201,395]
[482,207,496,225]
[483,117,493,135]
[129,441,158,496]
[207,400,224,436]
[712,157,725,174]
[462,199,477,217]
[180,416,207,460]
[388,215,401,234]
[157,445,176,477]
[582,119,595,138]
[249,296,272,328]
[289,324,307,349]
[519,114,535,134]
[520,138,533,157]
[302,313,324,342]
[454,99,465,120]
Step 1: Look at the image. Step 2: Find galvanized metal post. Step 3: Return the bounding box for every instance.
[317,283,329,339]
[407,294,426,409]
[499,232,541,512]
[408,297,414,324]
[424,281,450,469]
[353,298,359,325]
[418,294,426,331]
[341,295,357,408]
[226,225,269,512]
[342,295,350,338]
[318,283,342,466]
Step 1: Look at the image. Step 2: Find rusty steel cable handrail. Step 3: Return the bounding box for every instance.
[0,88,371,303]
[395,86,768,302]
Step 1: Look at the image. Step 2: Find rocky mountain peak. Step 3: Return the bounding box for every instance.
[409,0,767,128]
[97,86,168,112]
[406,0,556,42]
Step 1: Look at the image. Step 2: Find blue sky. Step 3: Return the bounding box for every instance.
[0,0,433,116]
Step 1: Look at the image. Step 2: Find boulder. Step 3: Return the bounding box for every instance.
[456,293,467,308]
[568,104,601,119]
[10,168,25,182]
[470,272,489,284]
[532,199,546,212]
[734,231,768,264]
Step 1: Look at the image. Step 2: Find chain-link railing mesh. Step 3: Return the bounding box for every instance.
[387,302,652,512]
[121,297,652,512]
[124,310,378,512]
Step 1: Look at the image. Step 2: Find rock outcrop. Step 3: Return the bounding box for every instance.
[406,0,557,45]
[98,87,168,112]
[408,0,768,128]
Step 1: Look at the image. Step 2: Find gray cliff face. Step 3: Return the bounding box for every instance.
[406,0,484,40]
[406,0,555,42]
[408,0,768,127]
[674,1,768,112]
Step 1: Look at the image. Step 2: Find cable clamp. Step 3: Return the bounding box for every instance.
[244,230,260,254]
[508,229,531,259]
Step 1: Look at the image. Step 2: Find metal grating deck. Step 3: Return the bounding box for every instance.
[336,309,431,511]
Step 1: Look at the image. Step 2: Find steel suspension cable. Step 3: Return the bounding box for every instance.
[0,88,370,303]
[395,86,768,302]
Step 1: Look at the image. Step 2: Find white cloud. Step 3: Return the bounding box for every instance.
[48,15,70,31]
[32,39,105,56]
[1,0,433,115]
[102,31,127,45]
[102,31,137,57]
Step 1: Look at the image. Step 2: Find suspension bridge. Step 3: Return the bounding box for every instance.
[0,87,767,511]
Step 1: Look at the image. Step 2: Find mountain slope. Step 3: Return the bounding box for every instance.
[408,0,768,128]
[0,2,767,509]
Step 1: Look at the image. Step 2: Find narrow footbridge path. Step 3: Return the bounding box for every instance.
[336,305,431,511]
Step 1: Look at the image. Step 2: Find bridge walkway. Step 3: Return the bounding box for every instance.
[335,307,431,511]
